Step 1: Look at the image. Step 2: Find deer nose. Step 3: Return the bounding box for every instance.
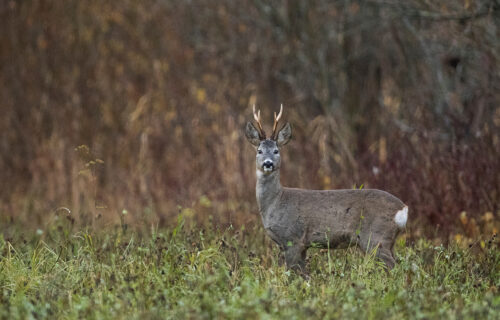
[263,159,274,168]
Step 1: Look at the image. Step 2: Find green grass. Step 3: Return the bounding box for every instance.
[0,217,499,319]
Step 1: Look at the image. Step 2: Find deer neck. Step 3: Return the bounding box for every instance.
[256,169,282,215]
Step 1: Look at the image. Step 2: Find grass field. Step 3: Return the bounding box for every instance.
[0,216,499,320]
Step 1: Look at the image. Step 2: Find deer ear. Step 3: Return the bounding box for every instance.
[245,122,261,146]
[276,122,292,147]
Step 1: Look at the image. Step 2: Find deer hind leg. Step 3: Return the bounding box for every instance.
[378,228,400,270]
[376,247,396,270]
[284,244,307,273]
[358,234,396,270]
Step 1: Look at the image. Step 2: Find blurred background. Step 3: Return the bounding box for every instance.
[0,0,499,240]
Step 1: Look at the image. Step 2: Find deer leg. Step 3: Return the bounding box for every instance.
[284,244,307,273]
[378,231,398,270]
[376,247,396,270]
[359,235,396,270]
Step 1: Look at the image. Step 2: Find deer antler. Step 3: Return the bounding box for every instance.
[271,104,283,139]
[253,104,266,139]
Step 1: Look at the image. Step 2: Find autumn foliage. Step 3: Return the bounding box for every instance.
[0,1,498,239]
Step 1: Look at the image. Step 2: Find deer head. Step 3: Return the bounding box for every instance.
[245,105,292,175]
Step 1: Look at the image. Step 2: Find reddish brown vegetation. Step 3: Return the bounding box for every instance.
[0,1,498,238]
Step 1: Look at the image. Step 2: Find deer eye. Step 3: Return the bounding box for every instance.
[273,150,279,154]
[258,150,263,154]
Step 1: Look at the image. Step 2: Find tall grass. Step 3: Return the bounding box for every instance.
[1,0,499,236]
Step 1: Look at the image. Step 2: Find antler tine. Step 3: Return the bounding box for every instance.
[276,103,283,122]
[272,104,284,139]
[252,104,266,139]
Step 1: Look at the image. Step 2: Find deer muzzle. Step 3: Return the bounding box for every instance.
[263,159,274,172]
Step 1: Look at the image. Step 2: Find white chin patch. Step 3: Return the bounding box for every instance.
[263,167,273,173]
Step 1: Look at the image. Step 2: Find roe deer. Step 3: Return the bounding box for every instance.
[245,105,408,271]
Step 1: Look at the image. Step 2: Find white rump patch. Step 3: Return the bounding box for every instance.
[394,206,408,228]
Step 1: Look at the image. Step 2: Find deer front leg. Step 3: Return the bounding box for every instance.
[284,243,307,273]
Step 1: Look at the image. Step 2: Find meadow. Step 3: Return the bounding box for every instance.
[1,1,499,319]
[1,215,498,320]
